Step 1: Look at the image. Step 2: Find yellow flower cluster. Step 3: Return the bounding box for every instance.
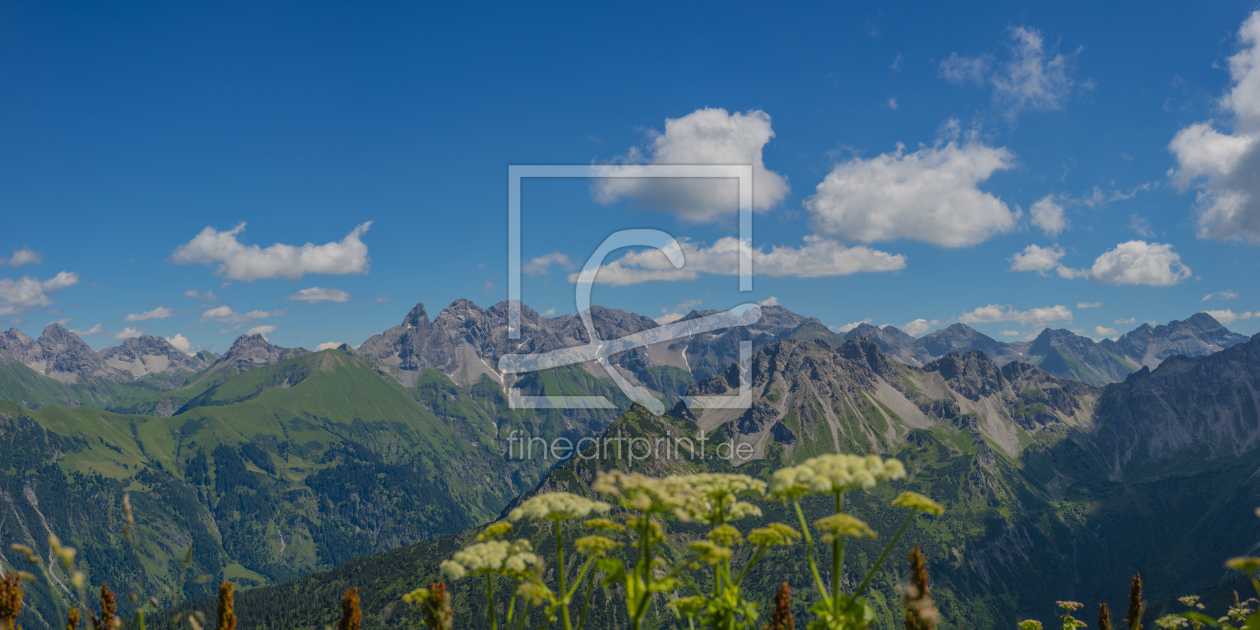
[593,471,697,515]
[439,539,538,580]
[892,491,945,516]
[813,514,877,543]
[770,454,906,498]
[574,535,622,556]
[1227,556,1260,572]
[507,492,611,522]
[747,523,801,547]
[675,473,766,522]
[707,524,743,547]
[477,521,514,541]
[688,540,734,565]
[583,518,624,532]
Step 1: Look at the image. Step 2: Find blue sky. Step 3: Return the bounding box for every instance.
[2,1,1259,353]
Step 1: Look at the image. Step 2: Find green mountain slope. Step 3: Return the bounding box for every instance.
[151,336,1260,630]
[2,348,637,630]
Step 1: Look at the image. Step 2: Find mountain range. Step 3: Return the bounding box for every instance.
[0,300,1255,629]
[0,302,1247,414]
[153,328,1260,630]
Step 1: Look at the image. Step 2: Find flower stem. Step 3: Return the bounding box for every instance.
[833,492,844,603]
[793,499,830,601]
[576,567,596,630]
[854,511,915,597]
[556,521,572,630]
[486,574,498,630]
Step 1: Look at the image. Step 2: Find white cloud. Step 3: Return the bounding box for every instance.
[1094,325,1118,337]
[654,313,685,325]
[902,318,943,336]
[835,318,872,333]
[1009,244,1066,275]
[804,136,1017,247]
[247,325,277,338]
[314,342,344,351]
[124,306,176,322]
[1086,241,1192,286]
[1029,195,1067,236]
[593,108,789,222]
[0,271,79,317]
[1204,309,1256,325]
[998,330,1023,337]
[939,52,993,85]
[111,327,143,340]
[0,247,42,268]
[540,308,557,317]
[959,304,1073,327]
[1203,290,1239,302]
[1013,241,1193,286]
[165,333,193,353]
[171,222,372,281]
[1115,317,1137,325]
[70,323,103,336]
[184,289,217,301]
[200,306,284,324]
[887,97,898,110]
[572,235,905,286]
[1168,11,1260,243]
[286,287,351,303]
[523,253,576,277]
[941,26,1080,119]
[374,295,389,303]
[1076,301,1102,309]
[757,297,778,307]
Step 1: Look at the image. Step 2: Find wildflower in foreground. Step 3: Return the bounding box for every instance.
[91,583,118,630]
[507,492,611,522]
[747,523,801,547]
[216,582,235,630]
[338,587,362,630]
[478,521,514,541]
[813,513,877,543]
[440,539,538,580]
[892,492,945,516]
[592,470,697,515]
[1154,615,1188,629]
[0,573,22,630]
[766,582,794,630]
[1126,573,1143,630]
[674,473,767,522]
[1099,603,1112,630]
[1227,557,1260,573]
[904,543,938,630]
[769,453,906,499]
[402,582,453,630]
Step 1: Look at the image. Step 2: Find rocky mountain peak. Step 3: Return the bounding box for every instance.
[402,303,430,327]
[36,323,107,377]
[923,349,1007,401]
[214,334,309,373]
